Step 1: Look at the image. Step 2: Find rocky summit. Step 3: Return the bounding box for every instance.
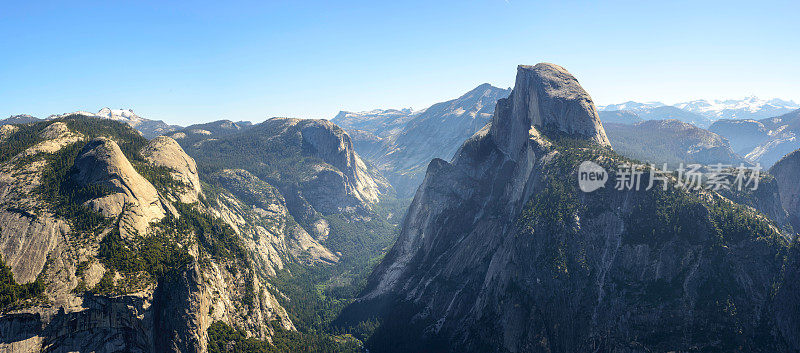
[0,115,348,352]
[1,64,800,353]
[339,63,800,352]
[491,63,610,159]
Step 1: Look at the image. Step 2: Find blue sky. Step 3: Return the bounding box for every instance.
[2,0,798,126]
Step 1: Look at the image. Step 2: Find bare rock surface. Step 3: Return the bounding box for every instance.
[335,84,511,197]
[72,137,166,236]
[140,136,203,203]
[771,149,800,230]
[0,118,307,352]
[492,63,610,159]
[341,63,799,353]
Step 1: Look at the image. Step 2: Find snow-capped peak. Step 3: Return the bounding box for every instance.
[95,108,143,123]
[603,97,798,121]
[675,97,799,120]
[50,108,146,126]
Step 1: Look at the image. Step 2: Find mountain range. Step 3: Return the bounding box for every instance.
[604,119,744,166]
[333,83,511,197]
[709,109,800,168]
[339,63,800,353]
[1,65,800,353]
[599,97,799,125]
[1,108,181,139]
[0,113,397,351]
[340,63,800,352]
[336,95,798,196]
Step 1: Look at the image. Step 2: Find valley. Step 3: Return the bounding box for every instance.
[1,67,799,353]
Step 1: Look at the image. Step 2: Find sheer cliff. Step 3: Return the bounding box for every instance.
[171,117,393,240]
[340,63,800,353]
[335,84,511,197]
[0,116,337,352]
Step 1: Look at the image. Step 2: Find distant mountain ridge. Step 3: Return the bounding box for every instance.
[334,83,511,197]
[0,114,41,125]
[711,108,800,167]
[332,108,418,139]
[52,108,182,139]
[599,96,799,124]
[605,119,744,165]
[340,63,800,352]
[3,108,182,139]
[676,96,799,120]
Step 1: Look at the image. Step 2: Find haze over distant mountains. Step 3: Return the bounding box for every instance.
[333,83,511,197]
[1,108,181,139]
[597,97,799,127]
[5,93,799,194]
[604,119,745,166]
[339,64,800,352]
[326,93,800,196]
[2,65,800,352]
[711,108,800,167]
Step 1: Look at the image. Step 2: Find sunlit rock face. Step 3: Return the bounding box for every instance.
[72,137,167,237]
[340,64,799,353]
[771,149,800,230]
[491,63,610,160]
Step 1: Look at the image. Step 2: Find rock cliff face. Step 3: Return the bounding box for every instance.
[140,136,203,203]
[173,117,393,235]
[0,116,325,352]
[297,118,389,207]
[771,149,800,230]
[491,64,610,157]
[341,64,799,352]
[72,137,167,237]
[0,122,80,284]
[207,168,338,266]
[335,84,511,197]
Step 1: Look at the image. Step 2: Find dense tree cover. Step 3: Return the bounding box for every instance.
[91,268,116,295]
[604,123,693,166]
[207,321,361,353]
[0,256,44,312]
[36,142,113,235]
[98,224,192,280]
[521,136,785,247]
[171,202,247,262]
[0,114,149,164]
[516,136,788,282]
[95,201,249,294]
[179,120,328,186]
[0,117,247,293]
[268,198,408,344]
[17,116,181,236]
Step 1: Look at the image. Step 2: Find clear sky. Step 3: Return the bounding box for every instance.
[2,0,798,126]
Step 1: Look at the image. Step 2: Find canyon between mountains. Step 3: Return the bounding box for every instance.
[1,64,800,353]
